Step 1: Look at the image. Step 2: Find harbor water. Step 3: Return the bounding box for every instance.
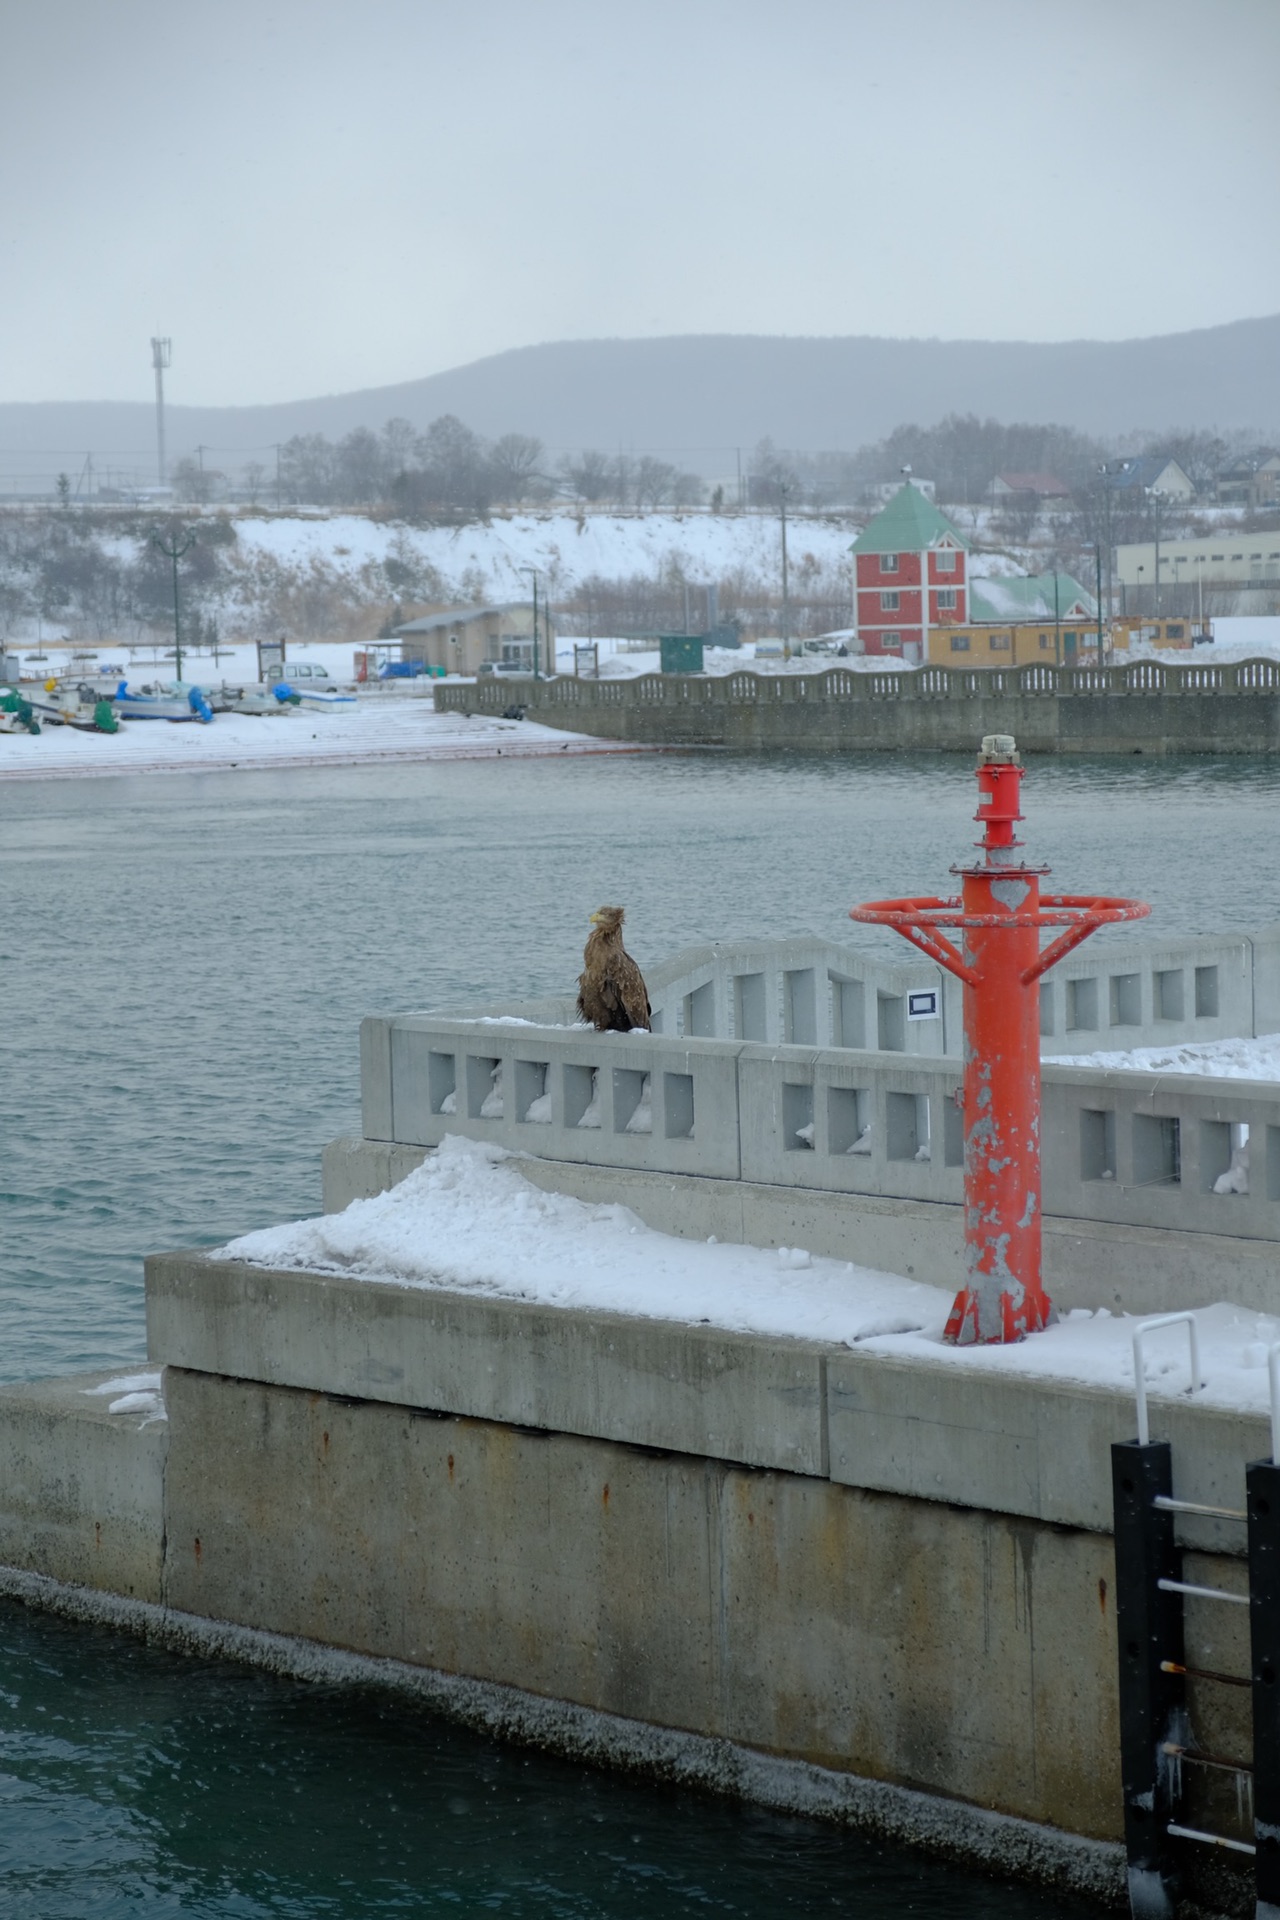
[4,748,1280,1914]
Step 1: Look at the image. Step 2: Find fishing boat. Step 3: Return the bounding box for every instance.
[26,682,119,732]
[114,681,214,723]
[269,680,356,711]
[206,683,294,716]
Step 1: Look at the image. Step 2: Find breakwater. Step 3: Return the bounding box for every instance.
[436,657,1280,754]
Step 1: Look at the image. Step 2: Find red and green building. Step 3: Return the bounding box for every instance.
[851,485,968,662]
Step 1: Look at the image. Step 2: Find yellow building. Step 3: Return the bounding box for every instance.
[928,621,1098,667]
[1108,615,1210,652]
[926,569,1103,666]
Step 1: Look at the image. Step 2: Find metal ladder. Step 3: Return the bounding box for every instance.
[1112,1313,1280,1919]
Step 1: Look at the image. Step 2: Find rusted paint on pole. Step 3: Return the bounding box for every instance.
[852,735,1151,1345]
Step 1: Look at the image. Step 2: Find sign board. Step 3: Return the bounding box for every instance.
[907,989,940,1021]
[257,638,286,683]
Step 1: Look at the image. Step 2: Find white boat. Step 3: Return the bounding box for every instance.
[26,683,120,732]
[114,680,214,723]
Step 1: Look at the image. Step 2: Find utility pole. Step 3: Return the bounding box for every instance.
[1149,487,1164,614]
[150,337,171,486]
[1095,543,1105,662]
[1097,465,1115,631]
[779,479,792,659]
[521,567,540,680]
[151,523,196,679]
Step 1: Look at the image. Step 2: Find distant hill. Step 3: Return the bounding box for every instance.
[3,317,1277,489]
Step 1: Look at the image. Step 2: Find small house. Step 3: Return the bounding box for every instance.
[392,603,553,676]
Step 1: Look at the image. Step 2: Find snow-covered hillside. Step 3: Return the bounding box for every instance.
[230,509,853,602]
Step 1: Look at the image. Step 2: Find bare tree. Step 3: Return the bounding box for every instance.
[334,427,385,505]
[559,449,612,503]
[490,433,545,503]
[633,457,678,510]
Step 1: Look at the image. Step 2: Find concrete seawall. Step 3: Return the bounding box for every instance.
[1,1253,1268,1910]
[436,660,1280,755]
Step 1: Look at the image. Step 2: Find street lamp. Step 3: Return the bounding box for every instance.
[150,522,196,679]
[1146,486,1164,614]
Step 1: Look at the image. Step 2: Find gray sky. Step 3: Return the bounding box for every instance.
[3,0,1278,406]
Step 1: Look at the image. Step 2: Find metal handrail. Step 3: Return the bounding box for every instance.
[1133,1312,1204,1444]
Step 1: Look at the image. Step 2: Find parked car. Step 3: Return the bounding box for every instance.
[279,662,331,682]
[477,661,534,678]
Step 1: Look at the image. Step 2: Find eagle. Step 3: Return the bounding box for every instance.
[577,906,651,1032]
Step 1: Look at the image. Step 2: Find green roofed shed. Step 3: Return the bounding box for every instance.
[968,573,1097,623]
[851,485,968,555]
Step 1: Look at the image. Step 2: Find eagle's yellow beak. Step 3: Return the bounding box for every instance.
[589,910,602,925]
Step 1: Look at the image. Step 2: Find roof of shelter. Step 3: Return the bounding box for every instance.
[850,484,968,555]
[394,603,532,635]
[968,572,1097,623]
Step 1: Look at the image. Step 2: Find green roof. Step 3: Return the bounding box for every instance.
[968,573,1097,624]
[851,484,968,555]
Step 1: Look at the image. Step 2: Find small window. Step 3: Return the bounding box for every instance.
[935,549,957,573]
[1211,554,1223,561]
[937,589,956,611]
[1232,553,1244,561]
[1040,634,1053,650]
[990,633,1011,651]
[880,591,900,611]
[950,634,970,652]
[1166,623,1184,639]
[880,632,902,649]
[880,553,899,573]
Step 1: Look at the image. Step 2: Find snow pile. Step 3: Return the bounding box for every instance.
[1049,1032,1280,1080]
[220,1135,945,1348]
[82,1371,166,1423]
[222,1135,1280,1414]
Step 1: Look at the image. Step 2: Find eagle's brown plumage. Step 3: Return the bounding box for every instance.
[577,906,651,1032]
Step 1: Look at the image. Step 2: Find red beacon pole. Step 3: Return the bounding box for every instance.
[851,735,1150,1346]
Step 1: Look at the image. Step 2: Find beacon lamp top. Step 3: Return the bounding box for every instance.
[974,733,1023,853]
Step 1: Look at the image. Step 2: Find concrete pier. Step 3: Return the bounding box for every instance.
[436,659,1280,756]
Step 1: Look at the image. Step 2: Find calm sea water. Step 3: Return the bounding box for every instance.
[4,747,1279,1915]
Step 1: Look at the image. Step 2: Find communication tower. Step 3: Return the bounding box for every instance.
[150,336,171,486]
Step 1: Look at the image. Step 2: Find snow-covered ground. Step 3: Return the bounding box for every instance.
[228,508,856,603]
[1050,1032,1280,1079]
[1153,614,1280,661]
[0,696,642,782]
[221,1134,1280,1416]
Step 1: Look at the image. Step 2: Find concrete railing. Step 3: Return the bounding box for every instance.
[360,1009,1280,1244]
[502,930,1280,1059]
[643,937,959,1055]
[436,656,1280,717]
